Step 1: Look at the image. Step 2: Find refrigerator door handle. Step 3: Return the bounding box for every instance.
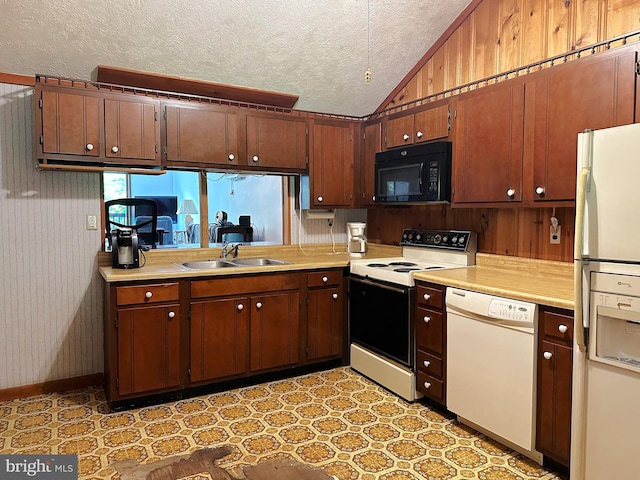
[574,165,591,352]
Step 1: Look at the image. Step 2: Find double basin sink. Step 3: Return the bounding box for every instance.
[181,257,291,270]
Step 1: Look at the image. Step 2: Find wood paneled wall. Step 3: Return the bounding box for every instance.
[383,0,640,110]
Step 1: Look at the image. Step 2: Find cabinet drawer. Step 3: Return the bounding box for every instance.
[417,349,443,378]
[416,284,444,309]
[308,270,342,288]
[416,308,444,355]
[116,283,179,306]
[542,310,574,343]
[417,371,444,403]
[192,273,300,299]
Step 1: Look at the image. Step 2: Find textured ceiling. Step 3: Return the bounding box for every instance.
[0,0,472,117]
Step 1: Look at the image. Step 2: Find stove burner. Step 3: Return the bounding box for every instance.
[389,261,418,267]
[394,267,421,273]
[367,263,389,268]
[423,266,445,270]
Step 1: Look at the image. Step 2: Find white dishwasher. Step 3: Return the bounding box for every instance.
[446,287,542,464]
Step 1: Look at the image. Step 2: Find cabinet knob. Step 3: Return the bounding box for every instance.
[543,351,553,360]
[145,291,153,299]
[322,276,328,283]
[423,293,430,301]
[423,382,431,389]
[416,131,423,138]
[423,360,431,368]
[558,324,568,333]
[506,188,516,198]
[237,303,244,311]
[228,154,235,161]
[168,311,175,318]
[332,293,338,300]
[256,302,263,310]
[535,186,545,196]
[317,196,323,203]
[403,133,410,141]
[252,155,259,162]
[372,195,376,202]
[111,146,119,154]
[86,143,94,151]
[423,316,430,323]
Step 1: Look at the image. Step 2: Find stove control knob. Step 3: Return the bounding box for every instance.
[434,234,441,244]
[415,234,422,241]
[442,235,448,243]
[458,236,466,245]
[451,236,458,244]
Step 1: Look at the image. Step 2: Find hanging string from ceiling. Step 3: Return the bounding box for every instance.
[365,0,372,82]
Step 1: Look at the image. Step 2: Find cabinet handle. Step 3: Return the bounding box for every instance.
[423,382,431,389]
[332,293,338,300]
[423,316,430,323]
[256,302,263,310]
[403,133,410,141]
[558,324,568,333]
[317,196,323,203]
[111,146,119,154]
[145,291,153,299]
[322,276,328,283]
[168,311,175,318]
[535,186,545,196]
[543,351,553,360]
[86,143,94,151]
[416,131,423,138]
[237,303,244,311]
[423,360,431,368]
[252,155,259,163]
[228,154,235,161]
[506,188,516,198]
[423,293,430,301]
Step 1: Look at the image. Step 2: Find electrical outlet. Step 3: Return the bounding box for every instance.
[550,225,561,244]
[86,214,98,230]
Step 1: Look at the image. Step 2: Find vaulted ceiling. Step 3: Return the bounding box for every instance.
[0,0,473,116]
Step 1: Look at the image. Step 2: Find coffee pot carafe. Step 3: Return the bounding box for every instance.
[347,222,367,257]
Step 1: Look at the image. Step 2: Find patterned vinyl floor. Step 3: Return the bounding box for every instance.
[0,367,565,480]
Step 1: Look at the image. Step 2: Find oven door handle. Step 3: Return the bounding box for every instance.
[351,276,408,295]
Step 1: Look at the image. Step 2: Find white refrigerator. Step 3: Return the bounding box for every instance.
[572,123,640,479]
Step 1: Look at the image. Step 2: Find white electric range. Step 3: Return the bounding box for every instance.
[349,229,477,401]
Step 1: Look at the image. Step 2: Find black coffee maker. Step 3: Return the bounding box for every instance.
[105,198,158,269]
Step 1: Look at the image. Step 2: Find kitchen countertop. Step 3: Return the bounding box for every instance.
[413,253,574,310]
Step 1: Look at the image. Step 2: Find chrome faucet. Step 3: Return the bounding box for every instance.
[221,241,240,258]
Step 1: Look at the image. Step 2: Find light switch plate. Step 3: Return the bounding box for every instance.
[550,225,561,244]
[86,214,98,230]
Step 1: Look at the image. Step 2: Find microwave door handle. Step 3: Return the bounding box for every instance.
[418,163,423,190]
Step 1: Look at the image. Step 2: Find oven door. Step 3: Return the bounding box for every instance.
[349,275,414,367]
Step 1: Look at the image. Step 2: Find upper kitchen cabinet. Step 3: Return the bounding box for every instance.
[245,112,308,173]
[452,78,525,205]
[36,85,101,161]
[385,101,450,149]
[526,45,638,204]
[311,119,356,208]
[36,83,161,168]
[164,101,239,168]
[359,120,382,207]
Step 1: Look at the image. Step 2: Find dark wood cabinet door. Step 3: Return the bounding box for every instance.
[245,114,307,171]
[104,97,160,164]
[360,122,381,207]
[190,297,249,383]
[250,291,300,371]
[165,103,239,167]
[453,81,525,204]
[39,88,100,158]
[530,48,637,202]
[117,304,180,396]
[312,121,355,207]
[386,114,415,148]
[307,286,342,361]
[414,103,450,143]
[415,307,444,356]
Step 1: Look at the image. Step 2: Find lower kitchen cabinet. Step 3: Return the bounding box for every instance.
[536,306,574,467]
[306,270,344,362]
[415,281,446,406]
[104,282,181,401]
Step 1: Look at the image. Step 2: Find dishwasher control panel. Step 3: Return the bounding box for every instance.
[488,298,535,322]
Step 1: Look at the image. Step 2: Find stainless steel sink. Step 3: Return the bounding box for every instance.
[232,258,291,266]
[182,260,237,269]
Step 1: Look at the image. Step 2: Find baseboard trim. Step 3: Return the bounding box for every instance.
[0,373,104,401]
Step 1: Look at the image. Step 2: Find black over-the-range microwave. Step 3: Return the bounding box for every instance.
[374,141,452,204]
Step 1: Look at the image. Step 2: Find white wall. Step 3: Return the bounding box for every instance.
[0,83,104,389]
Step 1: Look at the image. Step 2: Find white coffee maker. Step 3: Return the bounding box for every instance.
[347,222,367,257]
